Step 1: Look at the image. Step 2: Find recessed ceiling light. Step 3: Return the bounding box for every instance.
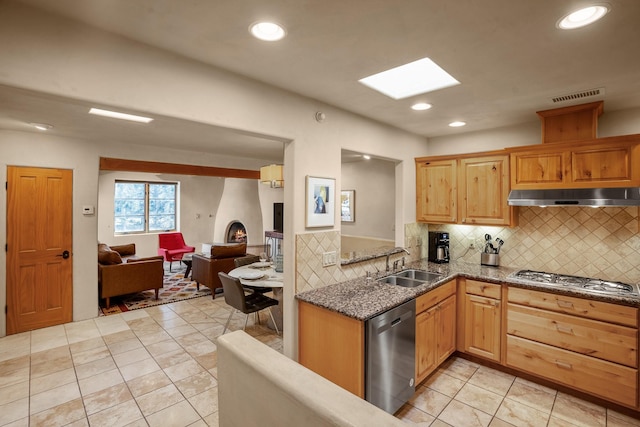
[89,108,154,123]
[249,22,286,41]
[557,5,609,29]
[359,57,460,100]
[362,155,371,160]
[449,121,466,128]
[30,122,53,131]
[411,102,432,111]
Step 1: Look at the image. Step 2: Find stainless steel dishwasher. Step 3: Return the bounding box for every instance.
[365,299,416,414]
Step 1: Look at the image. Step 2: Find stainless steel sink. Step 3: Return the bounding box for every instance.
[395,269,442,281]
[377,276,425,288]
[377,270,441,288]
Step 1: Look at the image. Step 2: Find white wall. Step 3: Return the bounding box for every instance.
[341,158,395,240]
[0,4,429,351]
[427,107,640,156]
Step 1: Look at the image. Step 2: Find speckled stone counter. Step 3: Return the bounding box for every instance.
[295,260,640,321]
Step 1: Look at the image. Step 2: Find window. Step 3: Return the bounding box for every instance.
[114,181,177,234]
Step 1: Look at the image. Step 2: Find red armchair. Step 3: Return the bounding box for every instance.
[158,232,195,271]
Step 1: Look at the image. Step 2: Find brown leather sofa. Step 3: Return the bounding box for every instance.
[98,243,164,308]
[192,243,257,298]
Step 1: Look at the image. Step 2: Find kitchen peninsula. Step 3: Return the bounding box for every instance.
[297,259,640,413]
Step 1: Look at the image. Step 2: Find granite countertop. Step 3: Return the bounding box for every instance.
[295,259,640,321]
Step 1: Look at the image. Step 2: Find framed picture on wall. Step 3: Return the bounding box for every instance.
[306,176,335,228]
[341,190,355,222]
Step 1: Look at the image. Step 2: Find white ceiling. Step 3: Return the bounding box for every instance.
[4,0,640,161]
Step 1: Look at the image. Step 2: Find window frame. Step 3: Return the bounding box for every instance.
[114,180,178,235]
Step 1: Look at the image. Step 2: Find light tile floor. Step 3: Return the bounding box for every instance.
[1,294,639,427]
[396,357,640,427]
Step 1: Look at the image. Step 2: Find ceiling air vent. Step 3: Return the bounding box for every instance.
[550,87,605,104]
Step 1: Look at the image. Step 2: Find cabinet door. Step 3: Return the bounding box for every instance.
[437,295,457,365]
[571,145,634,184]
[416,159,456,223]
[464,294,501,362]
[415,306,437,384]
[459,155,512,226]
[510,150,569,189]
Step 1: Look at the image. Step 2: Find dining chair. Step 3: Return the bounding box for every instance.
[218,272,279,335]
[233,254,260,268]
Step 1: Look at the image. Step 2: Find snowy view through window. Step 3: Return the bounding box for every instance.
[114,181,176,233]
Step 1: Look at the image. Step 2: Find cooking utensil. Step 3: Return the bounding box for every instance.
[484,234,492,253]
[495,238,504,254]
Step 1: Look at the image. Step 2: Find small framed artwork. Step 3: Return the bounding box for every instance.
[341,190,355,222]
[306,176,335,228]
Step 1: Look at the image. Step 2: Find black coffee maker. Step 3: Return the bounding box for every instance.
[428,231,450,263]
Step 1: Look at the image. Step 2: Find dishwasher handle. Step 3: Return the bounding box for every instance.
[374,310,413,334]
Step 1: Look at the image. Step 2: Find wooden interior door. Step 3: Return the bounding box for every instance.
[6,166,73,334]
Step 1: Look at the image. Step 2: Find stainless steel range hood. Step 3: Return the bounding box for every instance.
[507,187,640,206]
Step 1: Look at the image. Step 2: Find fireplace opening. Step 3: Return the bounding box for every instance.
[227,221,247,243]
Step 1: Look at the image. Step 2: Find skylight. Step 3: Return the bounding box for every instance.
[359,57,460,100]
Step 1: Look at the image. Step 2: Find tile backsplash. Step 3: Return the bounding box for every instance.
[430,206,640,284]
[294,207,639,293]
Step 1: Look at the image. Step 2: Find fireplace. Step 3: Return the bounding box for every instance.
[227,221,247,243]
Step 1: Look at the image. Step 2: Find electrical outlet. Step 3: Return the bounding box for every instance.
[468,239,475,249]
[322,251,337,267]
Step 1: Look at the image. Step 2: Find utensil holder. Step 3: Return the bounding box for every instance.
[481,253,500,267]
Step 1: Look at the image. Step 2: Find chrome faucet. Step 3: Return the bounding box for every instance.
[386,248,411,272]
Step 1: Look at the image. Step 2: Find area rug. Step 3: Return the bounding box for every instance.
[100,268,212,315]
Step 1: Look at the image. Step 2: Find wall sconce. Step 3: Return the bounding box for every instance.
[260,164,284,188]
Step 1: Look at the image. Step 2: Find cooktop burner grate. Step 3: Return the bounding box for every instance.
[510,270,638,296]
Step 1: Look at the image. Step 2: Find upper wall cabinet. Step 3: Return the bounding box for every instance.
[416,159,457,224]
[416,153,515,226]
[459,155,513,226]
[510,135,640,190]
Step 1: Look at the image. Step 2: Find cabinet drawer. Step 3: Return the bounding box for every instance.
[508,287,638,327]
[508,303,638,367]
[466,280,501,299]
[416,280,456,314]
[506,335,637,408]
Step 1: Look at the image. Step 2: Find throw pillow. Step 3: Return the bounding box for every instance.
[211,243,246,259]
[98,244,123,265]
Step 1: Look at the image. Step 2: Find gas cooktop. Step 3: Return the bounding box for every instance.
[509,270,639,297]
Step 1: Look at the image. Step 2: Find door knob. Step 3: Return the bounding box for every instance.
[57,250,70,259]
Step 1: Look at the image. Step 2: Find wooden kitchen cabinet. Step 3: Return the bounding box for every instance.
[510,135,640,190]
[506,287,639,408]
[416,152,515,226]
[415,158,457,223]
[415,280,456,384]
[298,301,365,398]
[458,154,513,226]
[462,280,502,362]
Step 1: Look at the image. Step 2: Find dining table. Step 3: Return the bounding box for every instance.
[228,261,284,331]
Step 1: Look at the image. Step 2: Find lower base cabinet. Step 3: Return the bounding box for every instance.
[298,301,365,398]
[507,335,637,407]
[415,280,456,384]
[506,287,639,409]
[462,280,502,362]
